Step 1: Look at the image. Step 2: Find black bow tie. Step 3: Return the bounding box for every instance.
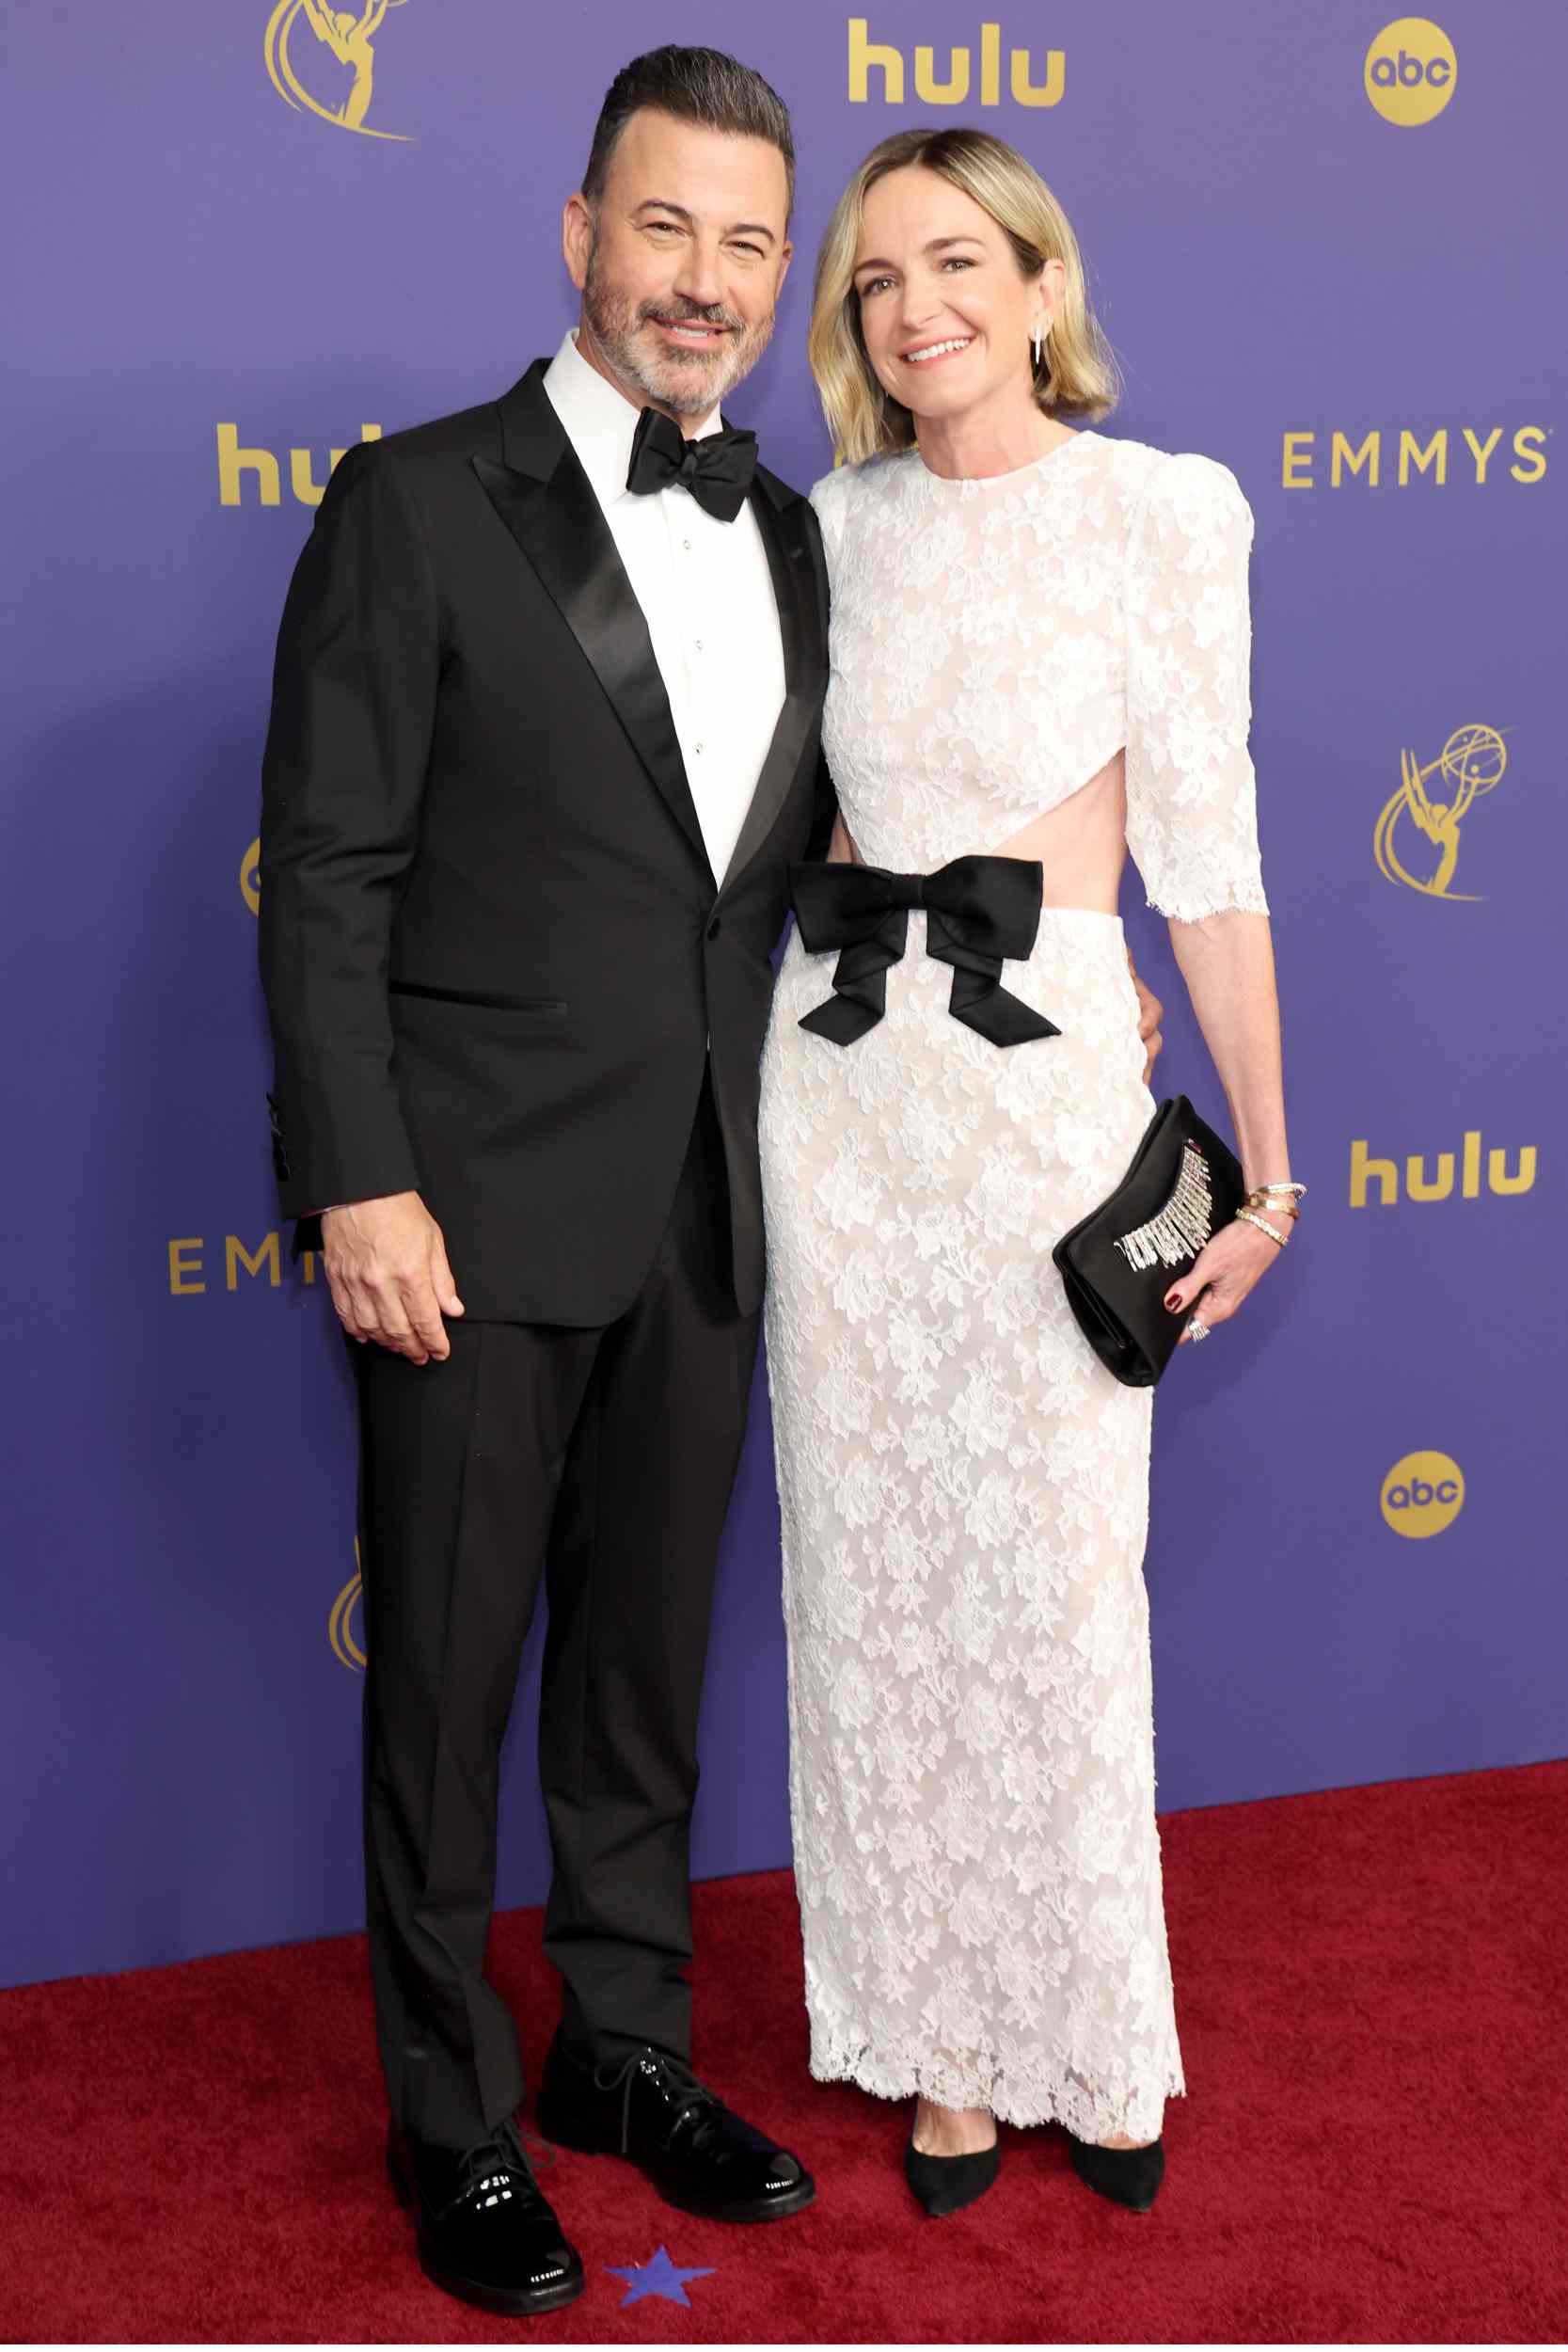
[787,857,1062,1049]
[626,406,758,523]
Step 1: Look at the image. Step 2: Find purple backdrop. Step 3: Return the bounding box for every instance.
[2,1,1562,1989]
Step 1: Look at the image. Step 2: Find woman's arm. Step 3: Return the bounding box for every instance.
[1161,907,1292,1337]
[1170,910,1287,1184]
[1121,454,1292,1337]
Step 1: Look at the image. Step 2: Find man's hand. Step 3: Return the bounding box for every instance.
[1128,955,1164,1087]
[321,1192,464,1365]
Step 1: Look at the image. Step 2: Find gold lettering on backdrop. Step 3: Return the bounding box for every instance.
[168,1239,205,1295]
[1489,1145,1537,1194]
[1510,426,1547,481]
[227,1234,281,1289]
[1398,427,1447,485]
[1279,424,1549,486]
[849,18,1063,105]
[1332,429,1381,487]
[847,17,904,102]
[216,426,281,508]
[217,423,381,507]
[1405,1152,1454,1202]
[1462,425,1503,482]
[915,43,970,103]
[1350,1132,1537,1207]
[1462,1129,1481,1197]
[1011,44,1065,104]
[980,19,1001,103]
[166,1234,316,1291]
[1373,723,1506,900]
[290,450,333,505]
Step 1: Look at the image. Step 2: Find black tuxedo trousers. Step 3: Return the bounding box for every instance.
[358,1071,758,2148]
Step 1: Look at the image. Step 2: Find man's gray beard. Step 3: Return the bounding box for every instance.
[581,246,773,420]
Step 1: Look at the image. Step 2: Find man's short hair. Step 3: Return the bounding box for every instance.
[582,45,796,221]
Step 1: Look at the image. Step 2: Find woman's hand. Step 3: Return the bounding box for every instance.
[1164,1214,1288,1342]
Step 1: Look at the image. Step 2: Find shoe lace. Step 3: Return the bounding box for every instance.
[453,2115,555,2209]
[591,2049,716,2155]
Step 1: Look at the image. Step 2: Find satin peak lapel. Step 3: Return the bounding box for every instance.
[471,441,710,877]
[717,480,828,897]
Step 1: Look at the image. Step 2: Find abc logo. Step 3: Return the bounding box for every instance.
[241,834,261,916]
[1381,1451,1465,1538]
[1365,18,1456,125]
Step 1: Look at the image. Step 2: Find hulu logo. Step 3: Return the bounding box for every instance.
[847,17,1065,106]
[1349,1131,1536,1207]
[216,422,382,508]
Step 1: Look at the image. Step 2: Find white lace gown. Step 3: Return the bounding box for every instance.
[757,432,1269,2141]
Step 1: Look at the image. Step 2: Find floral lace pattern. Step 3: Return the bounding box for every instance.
[809,433,1268,919]
[758,435,1266,2137]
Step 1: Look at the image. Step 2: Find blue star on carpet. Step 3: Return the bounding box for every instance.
[605,2245,717,2308]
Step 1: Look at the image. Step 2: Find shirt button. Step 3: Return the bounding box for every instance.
[693,743,704,755]
[682,539,692,552]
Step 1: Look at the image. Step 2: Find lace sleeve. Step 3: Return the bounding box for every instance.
[1123,453,1269,921]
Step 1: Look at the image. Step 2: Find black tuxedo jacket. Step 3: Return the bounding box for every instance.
[258,358,832,1324]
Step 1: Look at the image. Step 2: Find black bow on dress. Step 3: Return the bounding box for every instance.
[626,407,759,523]
[787,856,1061,1048]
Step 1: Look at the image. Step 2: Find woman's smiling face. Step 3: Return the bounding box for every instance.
[852,166,1050,431]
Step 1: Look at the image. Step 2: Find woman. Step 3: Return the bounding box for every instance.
[757,127,1297,2217]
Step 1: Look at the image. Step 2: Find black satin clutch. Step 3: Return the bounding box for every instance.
[1052,1096,1244,1387]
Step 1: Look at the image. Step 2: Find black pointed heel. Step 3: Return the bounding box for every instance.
[1068,2132,1164,2212]
[903,2128,1000,2217]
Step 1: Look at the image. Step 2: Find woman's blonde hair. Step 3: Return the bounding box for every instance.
[808,126,1118,464]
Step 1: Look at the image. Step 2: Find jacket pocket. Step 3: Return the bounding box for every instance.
[389,981,567,1016]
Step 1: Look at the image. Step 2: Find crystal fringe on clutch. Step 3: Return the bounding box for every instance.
[1113,1140,1215,1272]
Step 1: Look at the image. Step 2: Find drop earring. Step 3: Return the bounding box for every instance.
[1032,317,1050,369]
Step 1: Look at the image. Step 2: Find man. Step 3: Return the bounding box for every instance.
[260,44,1163,2317]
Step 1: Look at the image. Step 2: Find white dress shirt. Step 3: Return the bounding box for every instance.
[543,330,786,889]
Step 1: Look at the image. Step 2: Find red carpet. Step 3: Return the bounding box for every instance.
[2,1760,1565,2344]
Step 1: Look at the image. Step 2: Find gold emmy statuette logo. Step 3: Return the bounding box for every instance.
[241,835,261,915]
[1365,17,1456,125]
[1373,723,1506,900]
[329,1540,366,1670]
[1381,1451,1465,1538]
[264,0,413,141]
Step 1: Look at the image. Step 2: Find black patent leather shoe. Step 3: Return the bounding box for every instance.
[903,2125,1000,2217]
[536,2036,816,2223]
[387,2115,585,2315]
[1067,2131,1165,2212]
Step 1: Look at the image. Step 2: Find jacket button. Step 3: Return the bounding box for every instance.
[706,917,721,940]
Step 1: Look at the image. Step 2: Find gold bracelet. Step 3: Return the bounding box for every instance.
[1235,1207,1291,1248]
[1249,1181,1307,1202]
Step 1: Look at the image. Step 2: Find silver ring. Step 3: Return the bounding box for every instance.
[1187,1316,1211,1343]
